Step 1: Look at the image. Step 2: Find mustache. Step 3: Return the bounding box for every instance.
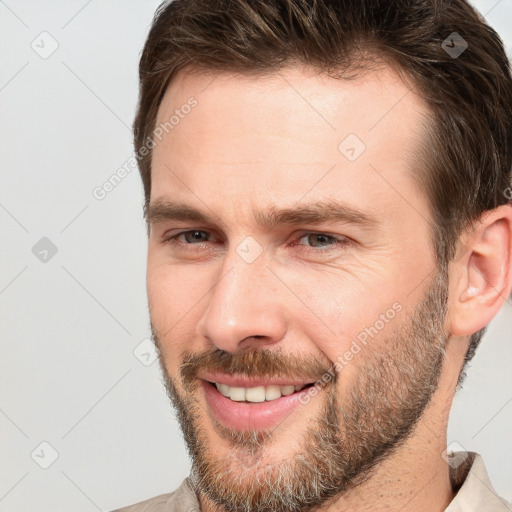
[179,347,335,392]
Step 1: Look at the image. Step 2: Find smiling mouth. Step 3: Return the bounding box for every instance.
[201,377,320,431]
[206,381,315,403]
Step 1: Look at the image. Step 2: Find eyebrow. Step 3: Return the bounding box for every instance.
[144,198,379,231]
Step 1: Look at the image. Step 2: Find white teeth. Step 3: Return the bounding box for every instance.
[214,382,308,402]
[265,385,282,401]
[245,386,266,403]
[228,387,246,402]
[281,385,295,396]
[217,383,230,397]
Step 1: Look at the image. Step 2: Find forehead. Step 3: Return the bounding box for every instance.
[155,63,426,140]
[151,64,430,227]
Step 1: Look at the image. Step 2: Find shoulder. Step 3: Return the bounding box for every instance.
[111,492,175,512]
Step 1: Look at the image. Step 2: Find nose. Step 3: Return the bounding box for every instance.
[196,247,287,353]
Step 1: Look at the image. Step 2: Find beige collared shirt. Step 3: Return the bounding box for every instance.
[112,452,511,511]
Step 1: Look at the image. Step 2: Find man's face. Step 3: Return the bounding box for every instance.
[147,66,449,512]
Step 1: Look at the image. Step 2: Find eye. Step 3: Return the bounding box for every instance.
[169,230,210,244]
[161,229,351,256]
[161,230,215,253]
[293,232,351,252]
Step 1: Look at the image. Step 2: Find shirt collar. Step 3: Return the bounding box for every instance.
[445,452,511,511]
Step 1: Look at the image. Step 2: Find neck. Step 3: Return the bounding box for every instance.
[319,424,454,512]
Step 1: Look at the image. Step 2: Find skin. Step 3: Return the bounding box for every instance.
[146,64,512,512]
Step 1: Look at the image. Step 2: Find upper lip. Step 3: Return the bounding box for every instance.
[198,372,315,388]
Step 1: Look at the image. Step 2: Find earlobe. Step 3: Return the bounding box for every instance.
[448,205,512,337]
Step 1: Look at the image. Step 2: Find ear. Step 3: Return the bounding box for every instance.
[447,204,512,336]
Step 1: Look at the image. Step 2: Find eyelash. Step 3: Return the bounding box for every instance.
[162,230,351,254]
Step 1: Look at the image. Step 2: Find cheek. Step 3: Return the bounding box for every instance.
[285,266,405,366]
[147,249,209,308]
[147,263,208,356]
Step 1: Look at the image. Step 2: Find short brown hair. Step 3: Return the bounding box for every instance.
[134,0,512,378]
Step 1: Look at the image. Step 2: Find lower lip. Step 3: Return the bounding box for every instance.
[201,380,316,431]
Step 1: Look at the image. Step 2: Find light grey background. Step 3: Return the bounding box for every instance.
[0,1,511,511]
